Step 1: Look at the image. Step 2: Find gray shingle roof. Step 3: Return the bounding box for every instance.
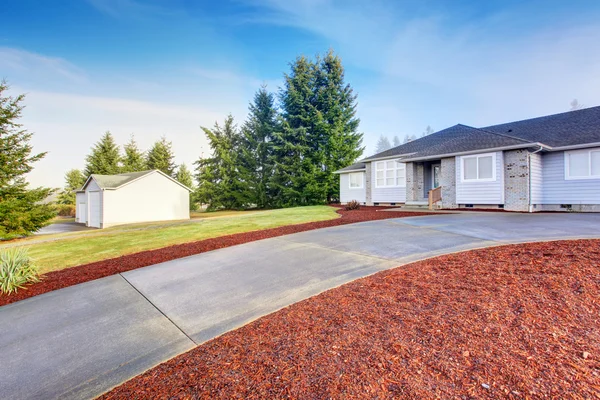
[483,105,600,147]
[336,106,600,172]
[362,124,530,161]
[336,162,366,172]
[80,170,156,191]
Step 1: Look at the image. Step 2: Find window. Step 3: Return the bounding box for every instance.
[375,160,405,187]
[349,172,363,188]
[461,153,496,182]
[565,149,600,179]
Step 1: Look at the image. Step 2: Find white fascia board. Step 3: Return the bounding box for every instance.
[399,143,548,162]
[547,142,600,151]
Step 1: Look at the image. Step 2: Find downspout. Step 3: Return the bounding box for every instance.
[528,146,544,213]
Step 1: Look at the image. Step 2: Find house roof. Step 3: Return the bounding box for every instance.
[362,124,531,162]
[79,170,192,192]
[335,162,366,173]
[336,105,600,172]
[483,105,600,147]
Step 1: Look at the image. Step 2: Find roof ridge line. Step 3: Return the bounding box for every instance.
[483,105,600,129]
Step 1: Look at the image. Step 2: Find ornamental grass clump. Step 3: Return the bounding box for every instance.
[0,247,40,294]
[344,200,361,211]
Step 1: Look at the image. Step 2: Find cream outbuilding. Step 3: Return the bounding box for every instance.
[75,170,191,228]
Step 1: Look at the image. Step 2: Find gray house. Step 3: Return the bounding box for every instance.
[336,106,600,212]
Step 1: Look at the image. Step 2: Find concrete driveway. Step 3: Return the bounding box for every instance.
[2,212,600,399]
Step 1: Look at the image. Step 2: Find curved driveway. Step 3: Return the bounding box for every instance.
[2,212,600,399]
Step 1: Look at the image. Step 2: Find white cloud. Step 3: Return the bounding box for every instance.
[0,47,87,85]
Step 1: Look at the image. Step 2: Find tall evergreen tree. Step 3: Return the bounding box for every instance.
[0,81,55,239]
[121,135,147,172]
[57,169,85,205]
[274,55,327,205]
[315,49,364,202]
[147,136,176,177]
[270,122,322,207]
[239,86,278,208]
[84,131,121,176]
[393,135,401,147]
[195,115,249,210]
[175,163,193,188]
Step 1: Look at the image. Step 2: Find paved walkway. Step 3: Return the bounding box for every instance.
[2,213,600,399]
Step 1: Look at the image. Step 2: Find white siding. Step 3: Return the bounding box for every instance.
[541,149,600,204]
[88,191,102,228]
[339,173,366,203]
[530,152,543,204]
[371,162,406,203]
[102,172,189,227]
[75,192,86,223]
[456,152,504,204]
[85,179,103,228]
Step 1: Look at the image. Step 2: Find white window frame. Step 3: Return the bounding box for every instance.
[564,149,600,180]
[460,152,497,182]
[375,160,406,188]
[348,172,364,189]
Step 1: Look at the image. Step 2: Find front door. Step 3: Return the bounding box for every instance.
[432,164,441,188]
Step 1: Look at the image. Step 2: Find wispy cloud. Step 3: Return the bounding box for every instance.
[0,47,87,84]
[86,0,181,19]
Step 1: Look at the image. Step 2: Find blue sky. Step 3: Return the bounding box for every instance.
[2,0,600,187]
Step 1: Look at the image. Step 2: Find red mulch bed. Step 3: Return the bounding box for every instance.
[102,239,600,399]
[0,206,434,307]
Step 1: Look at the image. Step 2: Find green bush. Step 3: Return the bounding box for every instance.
[0,247,40,294]
[55,204,76,217]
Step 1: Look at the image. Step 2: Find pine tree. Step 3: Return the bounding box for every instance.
[175,163,193,188]
[393,135,401,147]
[0,81,56,239]
[84,131,121,176]
[57,169,85,205]
[375,135,392,153]
[270,122,321,207]
[275,50,364,205]
[275,55,327,205]
[239,86,278,208]
[315,50,364,203]
[121,135,147,172]
[147,136,176,177]
[195,115,249,210]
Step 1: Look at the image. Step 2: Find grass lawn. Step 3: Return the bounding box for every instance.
[13,206,339,274]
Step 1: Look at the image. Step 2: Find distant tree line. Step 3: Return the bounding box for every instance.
[196,50,364,210]
[58,133,193,206]
[374,125,434,154]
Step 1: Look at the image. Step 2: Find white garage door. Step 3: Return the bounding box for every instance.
[88,191,101,228]
[77,202,87,224]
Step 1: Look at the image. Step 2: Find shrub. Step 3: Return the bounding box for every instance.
[344,200,361,211]
[55,204,76,217]
[0,247,40,294]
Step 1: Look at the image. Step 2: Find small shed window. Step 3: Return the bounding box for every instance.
[349,172,363,188]
[566,149,600,179]
[461,153,496,182]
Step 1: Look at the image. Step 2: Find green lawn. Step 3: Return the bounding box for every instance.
[16,206,339,274]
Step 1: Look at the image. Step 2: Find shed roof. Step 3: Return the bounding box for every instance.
[79,170,192,192]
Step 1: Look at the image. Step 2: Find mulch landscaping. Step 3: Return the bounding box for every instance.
[0,206,434,306]
[102,239,600,399]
